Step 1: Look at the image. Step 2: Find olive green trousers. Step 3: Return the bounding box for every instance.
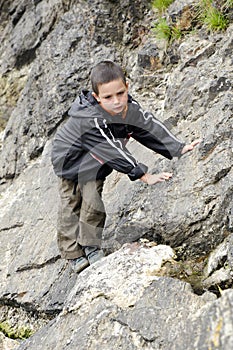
[57,178,106,259]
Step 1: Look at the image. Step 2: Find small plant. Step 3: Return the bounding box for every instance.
[204,7,228,30]
[153,18,183,42]
[0,321,34,340]
[198,0,229,31]
[153,18,171,41]
[152,0,232,46]
[171,25,183,40]
[152,0,174,13]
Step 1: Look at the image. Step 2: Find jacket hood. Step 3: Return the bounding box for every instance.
[68,90,135,119]
[68,90,98,118]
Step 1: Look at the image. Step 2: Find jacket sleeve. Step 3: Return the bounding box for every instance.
[129,104,185,159]
[81,117,148,181]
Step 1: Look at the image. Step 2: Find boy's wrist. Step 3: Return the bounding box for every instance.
[140,173,148,183]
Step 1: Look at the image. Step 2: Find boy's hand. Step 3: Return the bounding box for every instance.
[181,139,201,155]
[140,172,173,185]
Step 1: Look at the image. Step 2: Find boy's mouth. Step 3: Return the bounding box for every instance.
[113,106,123,112]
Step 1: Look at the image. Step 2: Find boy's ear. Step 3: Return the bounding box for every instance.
[92,92,100,102]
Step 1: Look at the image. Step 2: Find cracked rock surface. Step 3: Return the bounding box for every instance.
[0,0,233,349]
[17,244,233,350]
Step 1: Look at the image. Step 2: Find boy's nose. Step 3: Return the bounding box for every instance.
[113,95,120,104]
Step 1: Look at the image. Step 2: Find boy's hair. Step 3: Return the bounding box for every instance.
[90,60,126,95]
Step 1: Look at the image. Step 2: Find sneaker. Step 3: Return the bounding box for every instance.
[69,256,89,273]
[84,246,105,265]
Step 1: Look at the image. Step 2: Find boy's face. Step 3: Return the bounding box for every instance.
[92,78,129,116]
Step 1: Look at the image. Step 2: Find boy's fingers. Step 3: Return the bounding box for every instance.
[159,172,172,181]
[163,172,173,179]
[144,172,173,185]
[192,139,201,147]
[182,139,201,154]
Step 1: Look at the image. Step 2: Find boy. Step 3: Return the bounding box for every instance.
[51,60,199,273]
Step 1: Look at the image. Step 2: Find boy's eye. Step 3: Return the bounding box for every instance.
[102,91,125,100]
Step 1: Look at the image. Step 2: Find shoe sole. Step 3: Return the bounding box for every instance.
[70,260,89,273]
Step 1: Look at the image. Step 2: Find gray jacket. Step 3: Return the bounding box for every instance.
[51,90,185,183]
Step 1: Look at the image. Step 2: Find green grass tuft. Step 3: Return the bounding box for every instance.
[152,0,174,13]
[198,0,229,31]
[153,18,183,42]
[204,8,228,30]
[153,18,172,41]
[152,0,231,45]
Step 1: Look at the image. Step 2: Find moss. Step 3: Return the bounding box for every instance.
[156,256,208,295]
[0,321,34,340]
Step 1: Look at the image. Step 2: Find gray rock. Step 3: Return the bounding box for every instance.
[16,244,233,350]
[103,25,233,258]
[0,333,19,350]
[0,141,77,314]
[203,234,233,289]
[137,43,162,70]
[167,0,198,28]
[0,0,233,348]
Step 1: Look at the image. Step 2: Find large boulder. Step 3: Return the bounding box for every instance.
[16,244,233,350]
[0,141,75,314]
[0,0,232,348]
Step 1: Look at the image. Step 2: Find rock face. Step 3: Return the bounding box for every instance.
[0,0,233,349]
[103,28,233,259]
[0,332,19,350]
[15,245,233,350]
[0,0,150,177]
